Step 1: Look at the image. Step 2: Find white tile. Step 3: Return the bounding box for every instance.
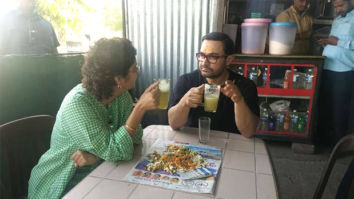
[134,138,157,156]
[63,176,101,199]
[173,191,213,199]
[142,126,153,135]
[255,141,267,155]
[215,168,256,199]
[205,138,227,149]
[173,132,199,144]
[106,156,141,181]
[143,125,176,140]
[178,127,199,135]
[229,133,254,142]
[84,179,136,199]
[144,125,165,132]
[89,161,117,178]
[209,130,229,139]
[129,185,174,199]
[226,139,255,153]
[223,150,255,172]
[256,174,278,199]
[255,154,272,175]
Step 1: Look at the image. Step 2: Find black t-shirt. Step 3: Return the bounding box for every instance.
[169,69,260,134]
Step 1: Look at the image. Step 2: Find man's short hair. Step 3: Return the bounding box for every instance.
[201,32,235,55]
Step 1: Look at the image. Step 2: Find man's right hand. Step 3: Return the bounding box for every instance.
[181,84,205,108]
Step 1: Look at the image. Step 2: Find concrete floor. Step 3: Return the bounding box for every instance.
[266,141,352,199]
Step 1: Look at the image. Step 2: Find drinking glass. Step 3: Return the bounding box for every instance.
[204,84,220,112]
[199,117,211,144]
[157,79,170,109]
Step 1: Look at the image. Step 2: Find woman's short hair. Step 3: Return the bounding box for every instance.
[81,37,137,100]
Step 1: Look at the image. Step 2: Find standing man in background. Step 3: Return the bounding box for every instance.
[318,0,354,147]
[0,0,59,55]
[276,0,313,54]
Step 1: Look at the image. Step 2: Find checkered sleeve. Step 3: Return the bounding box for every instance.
[61,96,134,162]
[121,92,143,144]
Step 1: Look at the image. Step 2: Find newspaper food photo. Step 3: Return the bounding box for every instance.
[145,144,207,173]
[124,139,222,193]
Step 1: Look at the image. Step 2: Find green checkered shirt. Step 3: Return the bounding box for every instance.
[28,84,142,199]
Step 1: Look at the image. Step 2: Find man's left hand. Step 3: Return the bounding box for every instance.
[220,80,243,104]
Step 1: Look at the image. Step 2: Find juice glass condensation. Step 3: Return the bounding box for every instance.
[204,84,220,112]
[158,79,170,109]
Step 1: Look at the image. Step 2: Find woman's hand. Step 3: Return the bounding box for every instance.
[71,150,101,167]
[136,81,160,111]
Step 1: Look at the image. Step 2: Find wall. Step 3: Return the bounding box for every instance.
[125,0,219,96]
[0,54,83,125]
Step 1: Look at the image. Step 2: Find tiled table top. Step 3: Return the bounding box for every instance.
[63,125,278,199]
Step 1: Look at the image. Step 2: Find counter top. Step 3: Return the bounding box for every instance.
[234,54,325,60]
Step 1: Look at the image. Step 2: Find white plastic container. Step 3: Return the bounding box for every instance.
[269,22,297,55]
[241,22,268,54]
[244,18,272,24]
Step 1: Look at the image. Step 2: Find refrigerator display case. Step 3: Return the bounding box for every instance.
[231,54,325,145]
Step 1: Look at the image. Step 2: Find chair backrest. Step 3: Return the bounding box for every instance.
[0,115,55,199]
[313,134,354,199]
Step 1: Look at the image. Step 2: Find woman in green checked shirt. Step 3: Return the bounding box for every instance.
[28,38,160,199]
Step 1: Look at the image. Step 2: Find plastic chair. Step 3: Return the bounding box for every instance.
[313,134,354,199]
[0,115,55,199]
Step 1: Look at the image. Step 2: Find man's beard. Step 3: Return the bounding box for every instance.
[200,65,225,79]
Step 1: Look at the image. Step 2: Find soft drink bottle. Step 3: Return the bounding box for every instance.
[238,66,244,76]
[262,68,267,88]
[290,110,298,132]
[283,70,290,89]
[275,113,284,131]
[283,111,290,131]
[293,68,298,89]
[249,67,257,85]
[260,108,269,131]
[297,113,306,133]
[305,110,309,123]
[304,69,313,89]
[268,112,276,131]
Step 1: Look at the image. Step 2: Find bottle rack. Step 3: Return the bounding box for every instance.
[231,60,321,142]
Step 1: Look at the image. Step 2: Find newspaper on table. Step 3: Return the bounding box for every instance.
[124,139,222,194]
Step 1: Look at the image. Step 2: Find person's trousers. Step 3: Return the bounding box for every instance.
[318,70,354,146]
[336,158,354,199]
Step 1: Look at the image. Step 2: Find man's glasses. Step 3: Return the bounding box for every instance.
[196,52,227,64]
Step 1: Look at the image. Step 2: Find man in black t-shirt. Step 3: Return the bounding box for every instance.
[168,32,259,137]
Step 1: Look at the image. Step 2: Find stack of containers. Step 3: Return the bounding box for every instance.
[269,22,297,55]
[241,18,272,54]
